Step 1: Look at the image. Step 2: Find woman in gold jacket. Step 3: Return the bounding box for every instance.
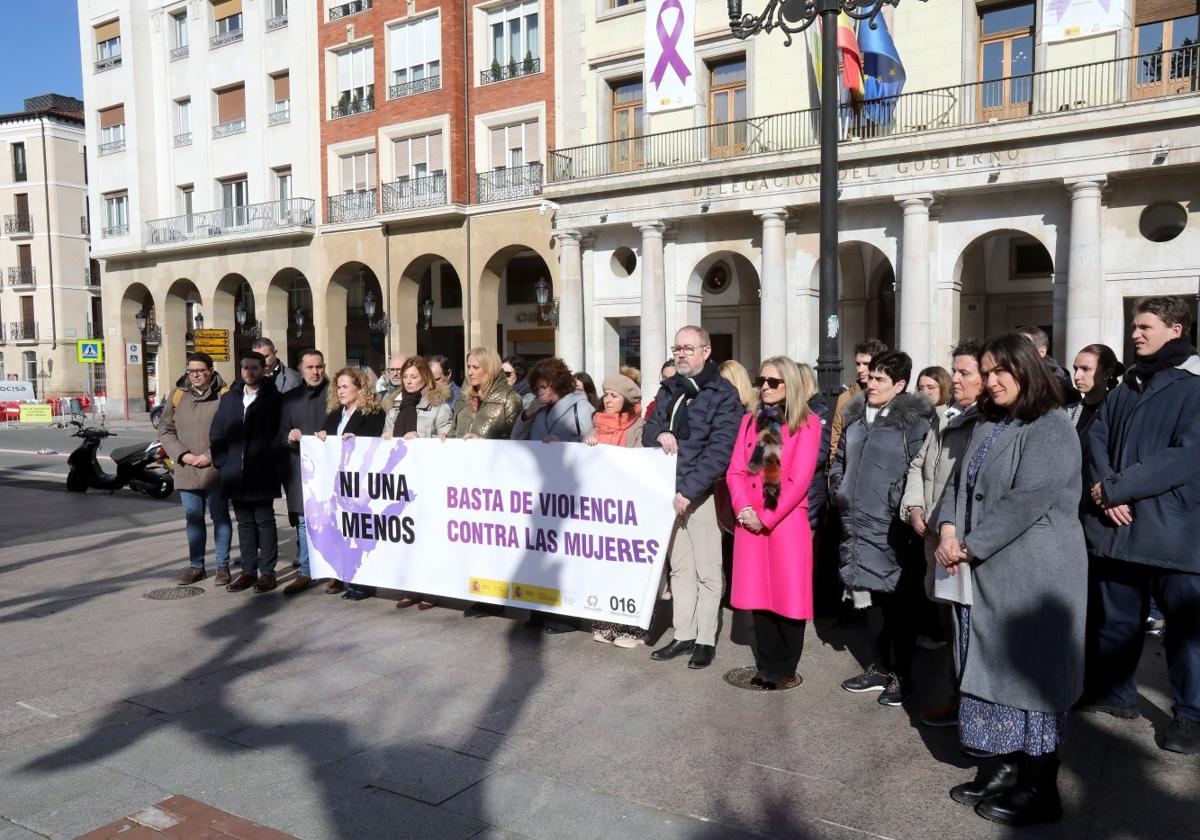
[448,346,523,440]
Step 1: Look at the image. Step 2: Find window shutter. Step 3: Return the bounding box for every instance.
[427,131,443,172]
[274,74,290,102]
[523,121,539,162]
[341,155,354,192]
[1135,0,1198,25]
[394,139,410,179]
[507,124,522,152]
[490,127,505,168]
[212,0,242,20]
[408,20,425,67]
[95,20,120,42]
[427,15,441,68]
[389,24,406,72]
[338,50,352,91]
[366,150,377,189]
[99,105,125,128]
[412,136,428,168]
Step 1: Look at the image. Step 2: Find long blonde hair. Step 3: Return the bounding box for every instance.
[465,346,503,397]
[795,362,820,405]
[328,367,383,414]
[719,360,756,410]
[757,356,811,433]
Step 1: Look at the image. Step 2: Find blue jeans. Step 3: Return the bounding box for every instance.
[180,488,232,570]
[296,515,310,577]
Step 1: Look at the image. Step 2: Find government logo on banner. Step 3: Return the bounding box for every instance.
[644,0,696,113]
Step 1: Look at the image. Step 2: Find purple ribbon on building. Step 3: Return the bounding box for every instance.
[650,0,691,88]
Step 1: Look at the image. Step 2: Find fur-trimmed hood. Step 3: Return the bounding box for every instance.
[842,391,936,431]
[422,382,453,408]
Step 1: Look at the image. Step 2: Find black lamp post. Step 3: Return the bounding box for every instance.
[729,0,921,397]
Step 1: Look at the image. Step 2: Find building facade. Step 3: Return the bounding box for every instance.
[0,95,94,397]
[547,0,1200,398]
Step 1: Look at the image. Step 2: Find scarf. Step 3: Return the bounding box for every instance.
[1133,337,1194,382]
[667,360,720,439]
[392,389,421,437]
[748,402,785,509]
[593,410,639,447]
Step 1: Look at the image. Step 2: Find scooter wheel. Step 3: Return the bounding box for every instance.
[66,470,88,492]
[148,479,173,499]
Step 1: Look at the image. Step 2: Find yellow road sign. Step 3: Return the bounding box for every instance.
[76,339,105,364]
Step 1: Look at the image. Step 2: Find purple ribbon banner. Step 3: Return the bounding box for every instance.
[650,0,692,88]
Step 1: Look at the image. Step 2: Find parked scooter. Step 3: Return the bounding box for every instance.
[65,420,174,498]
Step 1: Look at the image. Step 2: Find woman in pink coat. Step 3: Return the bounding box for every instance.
[727,355,822,690]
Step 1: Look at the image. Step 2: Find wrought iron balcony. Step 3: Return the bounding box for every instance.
[95,54,121,72]
[327,191,377,223]
[175,132,192,147]
[4,215,32,236]
[476,163,543,203]
[268,107,291,126]
[170,45,189,61]
[331,96,375,119]
[389,75,439,100]
[213,119,246,139]
[99,138,126,156]
[145,198,315,245]
[266,14,288,31]
[85,266,100,287]
[548,46,1200,184]
[481,57,541,86]
[7,267,35,287]
[210,28,243,49]
[329,0,372,21]
[9,322,38,342]
[381,173,447,213]
[102,224,129,238]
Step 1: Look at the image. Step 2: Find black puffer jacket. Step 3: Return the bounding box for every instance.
[279,378,330,514]
[806,393,833,529]
[829,392,934,593]
[209,379,283,502]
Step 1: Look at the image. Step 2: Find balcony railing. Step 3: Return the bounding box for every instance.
[329,0,371,21]
[9,322,38,342]
[102,224,129,238]
[481,57,541,86]
[85,266,100,287]
[95,54,121,72]
[8,267,35,287]
[549,46,1200,183]
[99,138,126,156]
[145,197,316,245]
[327,191,377,223]
[213,119,246,139]
[210,29,243,49]
[266,14,288,31]
[268,107,291,126]
[331,96,375,119]
[389,75,440,100]
[175,132,192,147]
[4,215,32,236]
[170,45,189,61]
[381,172,447,213]
[476,163,543,203]
[142,324,162,346]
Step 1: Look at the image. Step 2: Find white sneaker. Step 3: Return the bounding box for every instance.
[613,636,641,649]
[593,630,613,644]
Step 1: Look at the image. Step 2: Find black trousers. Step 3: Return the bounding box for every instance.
[753,610,807,681]
[232,500,278,577]
[871,554,925,687]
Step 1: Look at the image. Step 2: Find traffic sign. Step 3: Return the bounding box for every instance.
[19,404,53,423]
[192,328,231,361]
[76,339,105,364]
[127,342,141,364]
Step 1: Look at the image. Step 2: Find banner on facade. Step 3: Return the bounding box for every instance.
[300,437,678,628]
[644,0,697,113]
[0,381,36,401]
[1041,0,1125,43]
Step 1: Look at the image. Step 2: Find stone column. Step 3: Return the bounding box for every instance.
[555,229,584,370]
[897,194,933,375]
[580,234,598,375]
[756,208,788,360]
[1065,178,1106,360]
[637,221,666,397]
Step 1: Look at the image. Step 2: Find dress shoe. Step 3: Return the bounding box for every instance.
[975,753,1062,826]
[342,586,371,601]
[283,575,311,595]
[687,644,716,669]
[950,753,1019,806]
[763,674,802,690]
[253,574,277,593]
[920,696,961,727]
[179,567,205,585]
[326,579,345,594]
[214,568,232,586]
[226,573,257,592]
[750,670,767,686]
[650,639,695,661]
[396,597,416,609]
[1160,715,1200,754]
[417,599,436,611]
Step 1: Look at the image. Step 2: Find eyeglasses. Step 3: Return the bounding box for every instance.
[671,344,708,355]
[387,368,405,374]
[754,376,785,389]
[186,368,210,375]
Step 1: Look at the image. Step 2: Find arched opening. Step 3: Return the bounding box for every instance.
[955,229,1054,347]
[163,278,203,396]
[329,262,385,376]
[833,242,895,370]
[120,283,156,411]
[401,254,464,385]
[483,246,554,359]
[267,268,314,368]
[690,251,761,371]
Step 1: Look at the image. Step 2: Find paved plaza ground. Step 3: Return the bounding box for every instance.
[0,423,1195,839]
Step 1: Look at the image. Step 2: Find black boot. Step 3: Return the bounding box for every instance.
[975,752,1062,826]
[949,753,1019,806]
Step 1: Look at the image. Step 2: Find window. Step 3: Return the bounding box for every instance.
[17,244,32,270]
[272,0,288,17]
[97,105,126,155]
[176,99,191,136]
[271,73,290,123]
[180,185,194,231]
[214,84,246,136]
[11,142,26,182]
[610,78,644,171]
[23,352,37,388]
[275,167,292,208]
[489,121,539,170]
[340,150,377,193]
[1133,6,1198,96]
[487,1,539,70]
[94,20,121,69]
[335,45,375,116]
[171,11,188,56]
[609,0,643,6]
[103,192,129,237]
[392,132,444,181]
[708,57,747,158]
[220,177,249,227]
[389,14,441,97]
[213,0,243,35]
[978,2,1034,119]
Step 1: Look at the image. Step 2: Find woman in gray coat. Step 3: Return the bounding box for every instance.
[934,334,1087,827]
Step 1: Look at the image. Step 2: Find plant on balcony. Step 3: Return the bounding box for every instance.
[338,91,351,112]
[523,51,534,74]
[508,59,518,77]
[364,93,375,110]
[491,58,501,77]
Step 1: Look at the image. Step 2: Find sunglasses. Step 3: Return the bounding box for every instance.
[754,376,784,389]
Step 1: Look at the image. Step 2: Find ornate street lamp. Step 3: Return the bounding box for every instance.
[728,0,923,396]
[134,309,147,334]
[293,305,305,338]
[534,277,559,326]
[363,290,391,332]
[234,295,261,338]
[421,298,433,331]
[194,312,205,331]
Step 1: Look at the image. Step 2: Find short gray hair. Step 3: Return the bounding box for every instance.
[251,337,277,353]
[676,325,711,346]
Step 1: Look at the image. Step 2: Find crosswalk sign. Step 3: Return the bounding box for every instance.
[76,339,105,364]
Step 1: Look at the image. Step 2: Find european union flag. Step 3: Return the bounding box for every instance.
[859,14,906,125]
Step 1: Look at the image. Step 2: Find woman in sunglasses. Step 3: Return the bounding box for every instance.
[725,356,823,690]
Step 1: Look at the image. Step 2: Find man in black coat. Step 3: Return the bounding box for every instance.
[279,349,329,595]
[643,325,743,670]
[210,351,284,593]
[1081,296,1200,755]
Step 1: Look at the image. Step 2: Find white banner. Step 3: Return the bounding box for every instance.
[644,0,696,113]
[0,381,36,401]
[300,437,678,629]
[1041,0,1125,43]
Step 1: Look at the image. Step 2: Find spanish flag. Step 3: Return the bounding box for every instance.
[836,12,865,99]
